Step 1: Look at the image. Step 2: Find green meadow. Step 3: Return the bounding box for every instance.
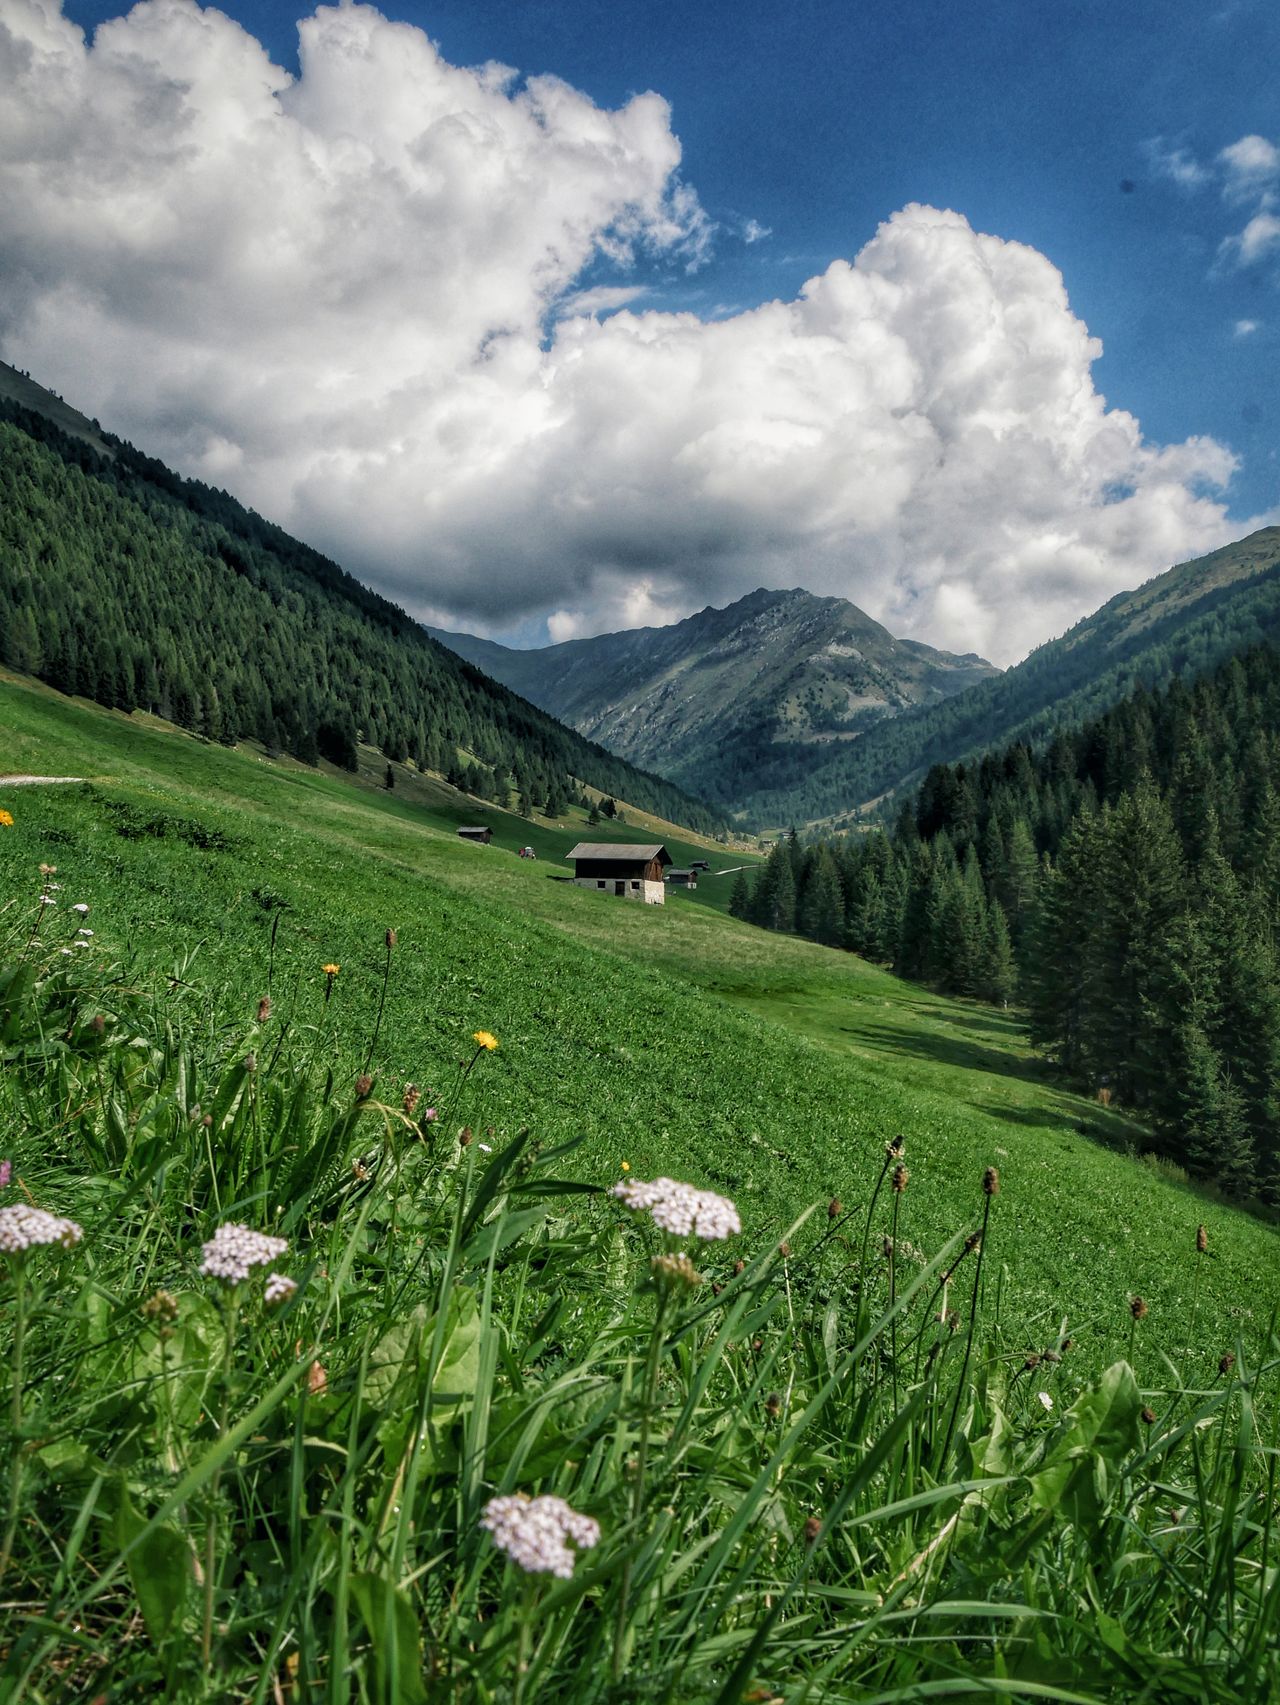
[2,670,1278,1700]
[2,672,1271,1356]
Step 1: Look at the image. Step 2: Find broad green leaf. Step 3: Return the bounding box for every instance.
[348,1572,427,1705]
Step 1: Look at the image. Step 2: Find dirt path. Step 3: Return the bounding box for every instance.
[0,775,85,785]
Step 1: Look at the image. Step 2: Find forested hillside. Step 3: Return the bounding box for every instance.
[739,527,1280,825]
[0,399,723,834]
[734,642,1280,1201]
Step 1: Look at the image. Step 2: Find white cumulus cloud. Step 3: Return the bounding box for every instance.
[0,0,1256,666]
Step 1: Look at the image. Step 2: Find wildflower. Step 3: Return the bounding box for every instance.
[142,1289,180,1323]
[479,1142,493,1153]
[352,1159,369,1181]
[611,1176,741,1241]
[73,938,91,948]
[804,1515,823,1547]
[1196,1224,1208,1254]
[886,1134,905,1157]
[892,1162,909,1194]
[421,1106,438,1124]
[0,1161,10,1189]
[651,1252,701,1291]
[0,809,13,828]
[38,863,55,876]
[1219,1352,1236,1376]
[76,927,93,938]
[354,1073,373,1099]
[459,1127,473,1147]
[1130,1296,1148,1321]
[480,1493,600,1579]
[403,1084,420,1117]
[764,1392,782,1419]
[308,1361,328,1396]
[983,1166,1000,1196]
[828,1197,842,1220]
[58,947,72,956]
[882,1235,894,1259]
[264,1273,298,1308]
[0,1203,83,1254]
[1024,1352,1041,1370]
[200,1222,288,1285]
[1141,1406,1156,1425]
[778,1240,791,1258]
[257,995,272,1023]
[1036,1390,1053,1412]
[72,902,90,915]
[385,928,397,949]
[473,1030,499,1052]
[322,963,341,977]
[243,1051,258,1073]
[620,1160,631,1173]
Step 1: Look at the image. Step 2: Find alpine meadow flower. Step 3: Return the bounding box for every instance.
[0,1203,83,1254]
[1037,1390,1054,1413]
[0,1161,10,1189]
[263,1272,298,1308]
[473,1030,499,1052]
[200,1223,288,1285]
[611,1176,741,1241]
[0,808,14,828]
[480,1493,600,1578]
[72,902,90,916]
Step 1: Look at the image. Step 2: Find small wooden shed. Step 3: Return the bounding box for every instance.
[666,868,697,890]
[457,825,493,844]
[566,842,672,904]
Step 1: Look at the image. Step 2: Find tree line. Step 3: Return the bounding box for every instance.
[0,403,724,835]
[731,643,1280,1202]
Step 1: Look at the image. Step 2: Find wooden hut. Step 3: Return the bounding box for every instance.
[457,825,493,844]
[666,868,697,890]
[566,842,671,904]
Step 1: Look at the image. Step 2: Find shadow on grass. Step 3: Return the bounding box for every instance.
[854,1020,1038,1082]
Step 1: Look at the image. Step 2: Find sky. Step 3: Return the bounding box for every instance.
[2,0,1277,665]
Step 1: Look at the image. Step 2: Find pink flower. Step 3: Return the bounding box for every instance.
[0,1161,11,1189]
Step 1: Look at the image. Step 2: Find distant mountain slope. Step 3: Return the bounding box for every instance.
[0,365,724,835]
[428,590,997,810]
[665,525,1280,827]
[0,362,113,459]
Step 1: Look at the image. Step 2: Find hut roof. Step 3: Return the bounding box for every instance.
[566,842,672,865]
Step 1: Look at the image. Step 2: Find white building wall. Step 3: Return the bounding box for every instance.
[573,876,665,905]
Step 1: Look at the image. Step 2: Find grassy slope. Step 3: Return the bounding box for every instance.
[2,670,1275,1376]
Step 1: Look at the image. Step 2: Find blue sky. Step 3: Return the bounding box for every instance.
[13,0,1280,659]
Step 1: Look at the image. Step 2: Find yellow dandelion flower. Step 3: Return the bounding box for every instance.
[0,809,14,829]
[620,1161,631,1172]
[322,963,341,977]
[473,1030,499,1052]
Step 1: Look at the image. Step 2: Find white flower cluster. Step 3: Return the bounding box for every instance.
[0,1203,84,1254]
[200,1222,288,1285]
[610,1176,741,1241]
[480,1494,600,1578]
[264,1272,297,1308]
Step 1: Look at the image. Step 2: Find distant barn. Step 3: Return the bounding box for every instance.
[457,825,493,844]
[566,842,672,904]
[666,868,697,889]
